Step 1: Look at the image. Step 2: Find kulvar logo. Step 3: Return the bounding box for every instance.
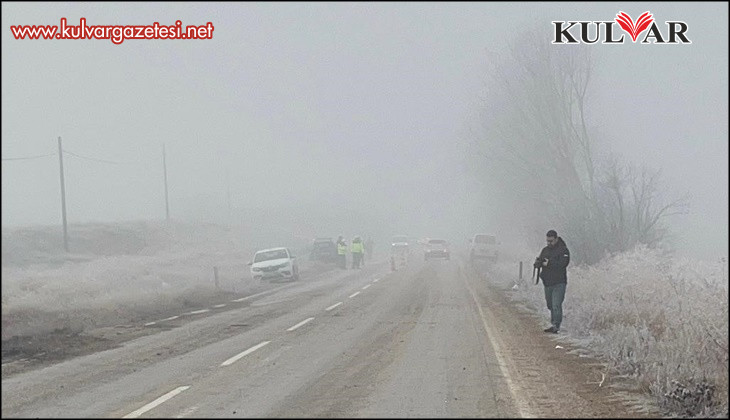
[552,11,691,44]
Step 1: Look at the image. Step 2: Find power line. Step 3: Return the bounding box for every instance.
[2,149,151,166]
[62,149,124,164]
[62,149,147,166]
[2,153,55,161]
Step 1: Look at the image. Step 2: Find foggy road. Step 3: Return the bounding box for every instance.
[2,256,516,417]
[2,256,656,418]
[3,3,727,418]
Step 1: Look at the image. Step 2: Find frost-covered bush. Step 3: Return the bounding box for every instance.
[1,222,257,339]
[497,245,728,417]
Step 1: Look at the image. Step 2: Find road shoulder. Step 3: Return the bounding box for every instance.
[461,261,662,418]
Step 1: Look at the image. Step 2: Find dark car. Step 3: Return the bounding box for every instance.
[424,239,450,260]
[310,237,337,262]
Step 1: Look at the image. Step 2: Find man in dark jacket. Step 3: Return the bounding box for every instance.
[534,229,570,333]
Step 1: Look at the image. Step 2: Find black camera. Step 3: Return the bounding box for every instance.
[533,257,545,268]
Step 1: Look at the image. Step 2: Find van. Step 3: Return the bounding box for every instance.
[469,234,498,263]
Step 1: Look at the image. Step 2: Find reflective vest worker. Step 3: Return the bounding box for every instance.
[337,236,347,269]
[351,236,364,269]
[351,241,363,254]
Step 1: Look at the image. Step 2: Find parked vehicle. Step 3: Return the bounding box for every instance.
[310,237,337,262]
[390,243,409,271]
[249,247,299,281]
[391,235,409,246]
[424,238,450,260]
[390,235,410,255]
[469,234,498,263]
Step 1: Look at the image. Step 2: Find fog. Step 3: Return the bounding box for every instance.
[2,2,727,259]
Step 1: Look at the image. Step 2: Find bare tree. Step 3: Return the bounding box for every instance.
[593,155,691,255]
[596,155,630,252]
[468,28,689,264]
[468,28,597,260]
[629,165,690,247]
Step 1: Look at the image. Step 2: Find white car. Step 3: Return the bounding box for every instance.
[249,247,299,281]
[424,238,450,260]
[391,235,409,246]
[469,234,498,263]
[391,235,410,254]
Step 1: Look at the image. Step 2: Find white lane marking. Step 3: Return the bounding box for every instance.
[231,292,266,302]
[221,341,270,366]
[122,386,190,418]
[174,405,199,418]
[286,317,315,332]
[144,322,156,326]
[348,291,360,298]
[185,309,210,315]
[231,285,289,303]
[251,297,294,307]
[212,304,226,308]
[362,284,371,290]
[160,315,179,322]
[373,278,380,282]
[463,271,533,418]
[325,302,343,311]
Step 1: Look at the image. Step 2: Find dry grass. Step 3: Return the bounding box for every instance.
[1,221,278,340]
[494,245,728,418]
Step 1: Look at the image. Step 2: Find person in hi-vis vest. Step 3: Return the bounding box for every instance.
[336,236,347,269]
[351,236,364,269]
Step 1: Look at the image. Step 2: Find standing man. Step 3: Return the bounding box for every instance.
[365,237,374,261]
[534,230,570,333]
[337,236,348,269]
[351,236,364,269]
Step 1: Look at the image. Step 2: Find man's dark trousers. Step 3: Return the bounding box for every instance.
[544,282,566,330]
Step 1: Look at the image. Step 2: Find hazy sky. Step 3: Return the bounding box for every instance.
[2,2,727,259]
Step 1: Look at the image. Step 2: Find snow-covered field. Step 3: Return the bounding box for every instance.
[489,246,728,418]
[1,221,313,340]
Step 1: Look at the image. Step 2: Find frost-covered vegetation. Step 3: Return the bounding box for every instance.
[499,246,728,418]
[1,221,307,340]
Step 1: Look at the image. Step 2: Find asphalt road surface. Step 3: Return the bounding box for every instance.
[2,255,657,418]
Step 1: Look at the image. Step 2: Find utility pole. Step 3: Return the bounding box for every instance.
[226,167,231,226]
[163,143,170,221]
[57,136,69,252]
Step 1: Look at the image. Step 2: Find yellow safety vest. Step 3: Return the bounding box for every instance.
[351,242,363,253]
[337,243,347,255]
